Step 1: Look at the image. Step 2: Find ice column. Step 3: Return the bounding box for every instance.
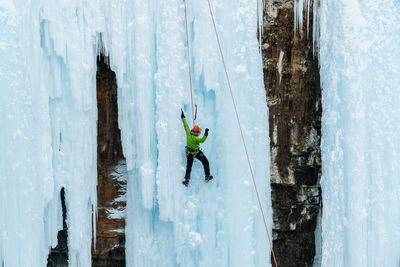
[0,3,54,266]
[1,1,99,266]
[1,0,271,266]
[319,1,400,266]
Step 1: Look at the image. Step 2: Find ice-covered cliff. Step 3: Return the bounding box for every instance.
[2,0,399,266]
[267,0,400,265]
[0,0,271,266]
[319,0,400,266]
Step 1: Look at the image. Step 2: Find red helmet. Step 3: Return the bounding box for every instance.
[192,125,202,133]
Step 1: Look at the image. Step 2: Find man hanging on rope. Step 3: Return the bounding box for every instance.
[181,109,213,187]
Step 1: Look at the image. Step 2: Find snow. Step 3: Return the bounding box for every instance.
[107,161,127,221]
[0,0,271,266]
[319,0,400,266]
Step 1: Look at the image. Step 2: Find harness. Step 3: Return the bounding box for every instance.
[185,146,200,156]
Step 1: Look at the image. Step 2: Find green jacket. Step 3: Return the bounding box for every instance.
[182,117,207,150]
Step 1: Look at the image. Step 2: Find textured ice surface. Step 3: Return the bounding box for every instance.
[319,0,400,266]
[1,1,98,266]
[0,0,271,266]
[0,3,54,266]
[125,0,271,266]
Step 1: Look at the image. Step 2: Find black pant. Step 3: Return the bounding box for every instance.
[185,151,210,179]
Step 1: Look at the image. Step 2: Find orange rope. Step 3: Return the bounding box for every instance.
[206,1,278,266]
[183,0,195,126]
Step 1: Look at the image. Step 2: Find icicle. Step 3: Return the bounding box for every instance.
[257,0,265,53]
[299,0,303,37]
[312,0,320,57]
[294,0,320,57]
[294,0,298,40]
[294,0,306,41]
[294,0,312,39]
[307,0,310,37]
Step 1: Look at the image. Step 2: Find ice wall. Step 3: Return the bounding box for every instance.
[0,0,271,266]
[319,0,400,266]
[123,0,272,266]
[0,4,54,266]
[1,1,98,266]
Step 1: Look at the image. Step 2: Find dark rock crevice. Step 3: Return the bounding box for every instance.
[262,1,322,266]
[47,188,68,267]
[92,53,126,267]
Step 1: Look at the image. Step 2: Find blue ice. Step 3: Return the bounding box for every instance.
[0,0,272,266]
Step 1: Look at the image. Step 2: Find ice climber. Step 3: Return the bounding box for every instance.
[181,109,213,187]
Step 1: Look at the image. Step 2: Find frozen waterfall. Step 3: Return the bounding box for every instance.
[318,0,400,266]
[4,0,399,266]
[0,0,271,266]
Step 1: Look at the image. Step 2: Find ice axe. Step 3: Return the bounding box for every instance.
[194,104,197,122]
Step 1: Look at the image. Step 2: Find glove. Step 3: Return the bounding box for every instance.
[205,128,209,136]
[181,109,185,118]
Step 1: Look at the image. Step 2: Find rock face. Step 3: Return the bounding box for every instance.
[92,54,126,267]
[261,1,321,266]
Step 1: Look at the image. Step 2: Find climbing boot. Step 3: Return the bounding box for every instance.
[182,178,190,187]
[205,175,213,182]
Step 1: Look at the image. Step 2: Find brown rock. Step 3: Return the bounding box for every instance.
[92,53,126,267]
[262,1,322,266]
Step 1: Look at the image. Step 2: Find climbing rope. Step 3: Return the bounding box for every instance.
[183,0,195,126]
[206,0,279,266]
